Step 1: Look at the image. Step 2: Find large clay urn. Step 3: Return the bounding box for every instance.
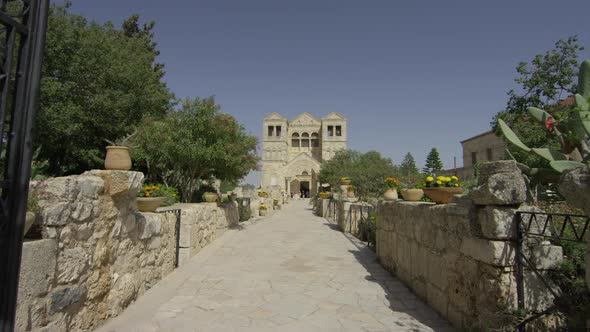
[104,146,132,171]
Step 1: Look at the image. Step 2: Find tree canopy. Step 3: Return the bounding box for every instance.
[399,152,421,187]
[132,97,259,202]
[491,36,584,168]
[423,148,443,175]
[36,3,174,175]
[318,150,397,200]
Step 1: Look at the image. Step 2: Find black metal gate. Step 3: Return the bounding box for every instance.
[514,210,590,331]
[0,1,49,330]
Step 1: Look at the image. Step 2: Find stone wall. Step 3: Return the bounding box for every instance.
[376,161,562,329]
[318,198,371,237]
[175,202,238,265]
[17,170,238,331]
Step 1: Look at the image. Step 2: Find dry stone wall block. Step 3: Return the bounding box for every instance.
[460,238,515,267]
[470,161,527,205]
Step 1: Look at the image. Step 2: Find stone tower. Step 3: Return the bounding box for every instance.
[261,112,347,197]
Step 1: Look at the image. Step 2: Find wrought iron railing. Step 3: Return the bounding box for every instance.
[350,204,376,248]
[0,1,49,330]
[514,210,589,331]
[157,208,182,268]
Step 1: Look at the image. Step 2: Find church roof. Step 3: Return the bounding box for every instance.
[322,112,346,120]
[289,112,321,125]
[264,112,287,121]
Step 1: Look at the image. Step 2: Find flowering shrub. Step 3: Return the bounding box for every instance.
[384,177,400,190]
[424,175,460,188]
[138,184,165,197]
[138,184,179,206]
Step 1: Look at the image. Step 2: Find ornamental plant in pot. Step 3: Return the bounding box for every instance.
[104,130,137,171]
[258,189,269,198]
[422,175,463,204]
[136,184,167,212]
[319,191,331,199]
[259,204,268,216]
[383,177,399,201]
[399,176,424,201]
[340,176,351,185]
[203,192,218,203]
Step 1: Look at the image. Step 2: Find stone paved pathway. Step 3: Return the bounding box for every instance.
[96,200,452,332]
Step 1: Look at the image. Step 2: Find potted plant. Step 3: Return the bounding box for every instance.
[422,175,463,204]
[346,185,356,198]
[319,191,331,199]
[203,192,218,203]
[136,184,167,212]
[340,177,351,185]
[399,176,424,201]
[259,204,268,216]
[104,130,137,171]
[383,177,399,201]
[258,189,269,198]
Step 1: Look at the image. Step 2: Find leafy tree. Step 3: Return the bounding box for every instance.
[132,97,258,202]
[399,152,421,187]
[423,148,443,175]
[36,3,174,175]
[492,36,584,168]
[318,150,397,200]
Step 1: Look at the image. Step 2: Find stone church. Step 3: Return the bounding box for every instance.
[261,112,347,197]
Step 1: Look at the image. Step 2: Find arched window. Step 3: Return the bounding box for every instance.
[311,132,319,147]
[291,133,300,147]
[302,171,309,176]
[301,132,310,148]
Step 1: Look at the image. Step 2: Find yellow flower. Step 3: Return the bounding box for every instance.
[436,180,442,185]
[146,192,151,196]
[436,176,444,181]
[443,177,451,182]
[426,176,434,182]
[454,183,459,187]
[451,176,458,181]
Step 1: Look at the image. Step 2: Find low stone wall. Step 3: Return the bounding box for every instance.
[318,198,371,237]
[175,202,238,265]
[17,170,239,331]
[376,161,562,329]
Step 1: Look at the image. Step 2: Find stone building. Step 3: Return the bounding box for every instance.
[440,130,507,180]
[461,130,506,169]
[261,112,347,197]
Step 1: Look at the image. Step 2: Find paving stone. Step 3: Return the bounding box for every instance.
[95,200,451,331]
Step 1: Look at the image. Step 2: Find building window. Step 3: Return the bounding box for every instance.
[486,148,493,161]
[471,152,477,165]
[267,126,274,137]
[311,132,319,147]
[276,126,282,137]
[291,133,300,147]
[327,126,334,137]
[335,125,342,136]
[301,132,310,147]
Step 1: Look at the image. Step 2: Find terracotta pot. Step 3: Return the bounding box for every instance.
[347,189,355,198]
[104,146,132,171]
[260,208,268,216]
[203,193,218,203]
[383,188,398,201]
[136,197,166,212]
[422,187,464,204]
[24,212,35,237]
[401,189,424,201]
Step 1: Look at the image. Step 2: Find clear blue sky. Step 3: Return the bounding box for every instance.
[67,0,590,185]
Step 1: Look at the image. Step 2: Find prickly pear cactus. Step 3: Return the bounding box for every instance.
[498,60,590,182]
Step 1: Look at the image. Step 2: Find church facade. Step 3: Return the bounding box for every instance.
[261,112,347,197]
